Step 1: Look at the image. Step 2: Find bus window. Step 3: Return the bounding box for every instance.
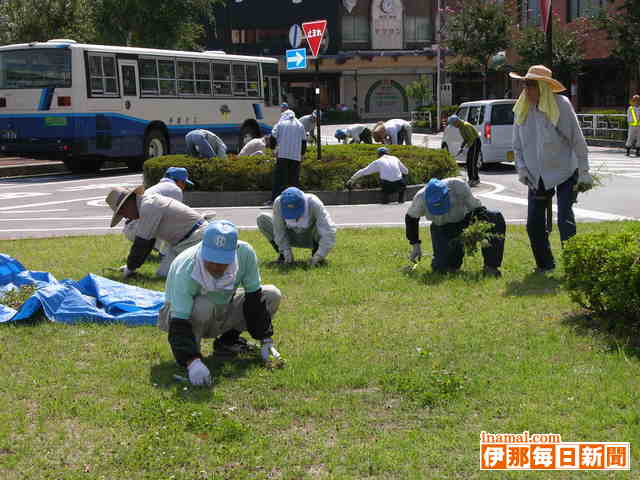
[139,58,159,95]
[195,62,211,96]
[88,53,118,96]
[213,62,231,96]
[177,60,195,95]
[0,49,71,89]
[158,59,176,96]
[247,64,260,97]
[232,64,247,96]
[121,65,137,96]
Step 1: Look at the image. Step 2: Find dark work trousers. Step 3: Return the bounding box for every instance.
[466,137,481,182]
[430,210,506,273]
[271,157,301,201]
[380,179,406,204]
[526,173,577,270]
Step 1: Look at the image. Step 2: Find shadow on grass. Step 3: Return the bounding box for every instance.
[503,272,562,297]
[262,259,329,271]
[402,265,489,286]
[561,311,640,359]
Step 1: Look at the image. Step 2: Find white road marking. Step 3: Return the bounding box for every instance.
[0,192,50,200]
[0,209,68,214]
[0,196,103,211]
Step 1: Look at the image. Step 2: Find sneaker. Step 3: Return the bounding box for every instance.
[483,266,502,278]
[468,179,480,187]
[214,336,258,356]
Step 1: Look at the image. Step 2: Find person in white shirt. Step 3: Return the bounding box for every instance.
[185,129,227,160]
[238,135,271,157]
[257,187,336,266]
[511,65,593,273]
[372,119,413,145]
[625,95,640,157]
[346,147,409,204]
[299,111,319,145]
[269,110,307,202]
[334,125,372,144]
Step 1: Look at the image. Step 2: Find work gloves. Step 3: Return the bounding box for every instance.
[282,249,294,264]
[576,169,594,192]
[309,253,324,267]
[119,265,135,278]
[409,243,422,263]
[187,358,212,386]
[517,167,534,188]
[260,338,281,362]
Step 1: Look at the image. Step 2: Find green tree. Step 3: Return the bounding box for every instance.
[94,0,222,50]
[405,75,433,107]
[513,18,590,86]
[444,0,512,98]
[597,0,640,95]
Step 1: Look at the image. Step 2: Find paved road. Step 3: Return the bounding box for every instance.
[0,127,636,240]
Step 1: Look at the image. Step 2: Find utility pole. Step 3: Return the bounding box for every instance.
[436,0,442,132]
[545,0,553,68]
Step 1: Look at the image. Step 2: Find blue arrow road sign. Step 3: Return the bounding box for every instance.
[286,48,307,70]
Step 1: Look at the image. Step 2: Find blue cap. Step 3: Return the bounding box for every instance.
[425,179,451,215]
[447,115,461,126]
[164,167,194,186]
[279,187,305,220]
[377,147,388,155]
[201,220,238,264]
[280,102,289,109]
[335,129,346,139]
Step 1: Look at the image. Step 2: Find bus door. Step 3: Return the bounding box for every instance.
[119,60,139,113]
[118,59,140,154]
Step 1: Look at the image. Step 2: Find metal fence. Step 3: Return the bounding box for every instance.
[577,114,627,142]
[410,110,433,130]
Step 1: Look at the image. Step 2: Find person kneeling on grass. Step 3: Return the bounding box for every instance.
[334,125,372,144]
[158,220,282,386]
[405,178,506,277]
[346,147,408,204]
[257,187,336,266]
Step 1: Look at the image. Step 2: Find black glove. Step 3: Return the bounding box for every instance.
[471,206,489,222]
[268,136,277,150]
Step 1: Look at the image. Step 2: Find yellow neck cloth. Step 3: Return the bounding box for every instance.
[513,81,560,126]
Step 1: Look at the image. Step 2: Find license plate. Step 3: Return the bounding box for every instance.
[506,151,514,162]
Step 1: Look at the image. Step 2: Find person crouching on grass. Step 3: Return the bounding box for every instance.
[158,220,283,386]
[346,147,408,204]
[405,178,506,277]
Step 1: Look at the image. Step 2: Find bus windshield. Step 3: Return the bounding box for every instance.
[0,49,71,89]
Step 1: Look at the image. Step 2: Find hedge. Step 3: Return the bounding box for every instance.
[563,224,640,323]
[144,144,459,192]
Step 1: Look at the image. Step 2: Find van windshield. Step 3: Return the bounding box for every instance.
[0,49,72,89]
[490,104,515,125]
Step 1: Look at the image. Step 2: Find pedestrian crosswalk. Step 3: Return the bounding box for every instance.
[590,150,640,178]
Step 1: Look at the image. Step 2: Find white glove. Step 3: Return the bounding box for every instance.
[309,253,324,266]
[119,265,134,278]
[409,243,422,263]
[517,167,534,188]
[260,338,281,362]
[187,358,211,386]
[282,249,294,264]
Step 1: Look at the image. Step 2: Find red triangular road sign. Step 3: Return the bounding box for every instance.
[302,20,327,57]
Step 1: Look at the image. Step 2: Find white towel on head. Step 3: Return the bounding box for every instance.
[191,247,238,292]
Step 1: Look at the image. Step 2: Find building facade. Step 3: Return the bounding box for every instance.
[208,0,438,119]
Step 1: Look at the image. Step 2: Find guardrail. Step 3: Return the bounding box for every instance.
[410,110,433,130]
[577,114,627,142]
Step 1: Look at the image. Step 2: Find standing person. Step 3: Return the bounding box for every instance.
[105,186,208,278]
[257,187,336,266]
[405,178,505,277]
[510,65,593,273]
[299,111,319,145]
[371,119,413,145]
[625,95,640,157]
[334,125,373,144]
[346,147,409,204]
[238,135,271,157]
[447,115,481,187]
[185,129,227,160]
[158,220,283,386]
[268,109,307,204]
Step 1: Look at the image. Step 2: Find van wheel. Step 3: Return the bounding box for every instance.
[239,124,259,151]
[145,129,167,160]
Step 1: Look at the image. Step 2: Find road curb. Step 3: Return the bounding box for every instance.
[0,162,68,178]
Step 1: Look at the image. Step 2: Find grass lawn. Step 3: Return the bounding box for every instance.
[0,222,638,479]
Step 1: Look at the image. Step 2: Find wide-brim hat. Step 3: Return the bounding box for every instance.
[105,185,144,227]
[509,65,566,93]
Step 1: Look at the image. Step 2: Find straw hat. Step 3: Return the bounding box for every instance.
[105,185,144,227]
[509,65,566,93]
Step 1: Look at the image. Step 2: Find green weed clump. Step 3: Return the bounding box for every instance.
[0,285,37,310]
[453,220,501,257]
[143,144,458,192]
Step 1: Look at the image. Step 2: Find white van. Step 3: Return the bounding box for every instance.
[441,99,515,168]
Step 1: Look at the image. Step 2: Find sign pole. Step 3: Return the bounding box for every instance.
[315,59,321,160]
[545,0,553,68]
[301,20,327,160]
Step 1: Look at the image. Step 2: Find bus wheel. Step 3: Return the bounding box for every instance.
[239,124,259,151]
[145,129,167,159]
[63,157,102,174]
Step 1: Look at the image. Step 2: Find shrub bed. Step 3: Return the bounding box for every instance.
[563,224,640,323]
[144,144,458,192]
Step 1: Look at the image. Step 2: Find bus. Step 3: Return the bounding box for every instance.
[0,39,282,172]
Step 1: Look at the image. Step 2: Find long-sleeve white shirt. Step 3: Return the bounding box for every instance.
[272,193,336,257]
[272,111,306,162]
[238,137,267,156]
[407,178,482,226]
[144,178,183,203]
[384,119,412,144]
[350,154,408,183]
[343,124,368,143]
[299,114,316,135]
[512,94,589,189]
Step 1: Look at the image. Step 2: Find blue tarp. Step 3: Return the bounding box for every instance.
[0,254,164,326]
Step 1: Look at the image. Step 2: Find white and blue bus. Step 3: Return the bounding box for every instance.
[0,39,282,172]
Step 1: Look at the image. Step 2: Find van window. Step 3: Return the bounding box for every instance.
[456,107,469,121]
[468,106,484,125]
[490,104,515,125]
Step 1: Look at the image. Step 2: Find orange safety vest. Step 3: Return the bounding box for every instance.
[630,106,639,127]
